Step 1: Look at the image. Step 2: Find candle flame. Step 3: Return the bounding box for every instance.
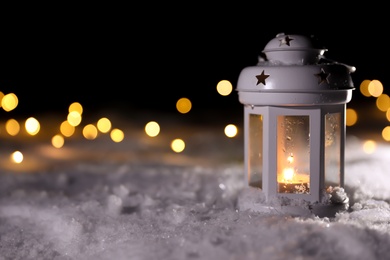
[283,167,294,182]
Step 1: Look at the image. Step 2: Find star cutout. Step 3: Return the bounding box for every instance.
[315,68,330,84]
[255,70,269,85]
[279,35,293,46]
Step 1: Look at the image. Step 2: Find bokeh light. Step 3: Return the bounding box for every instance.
[346,108,358,126]
[110,128,124,143]
[386,109,390,122]
[82,124,98,140]
[5,119,20,136]
[368,79,383,97]
[359,79,371,97]
[382,126,390,141]
[60,120,75,137]
[145,121,160,137]
[69,102,83,114]
[171,139,185,153]
[362,140,377,154]
[2,93,18,112]
[224,124,238,138]
[216,80,233,96]
[25,117,40,136]
[67,111,82,127]
[376,94,390,112]
[11,151,23,163]
[0,91,4,108]
[97,117,112,133]
[176,98,192,114]
[52,134,65,148]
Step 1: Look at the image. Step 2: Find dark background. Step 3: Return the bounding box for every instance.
[0,4,388,127]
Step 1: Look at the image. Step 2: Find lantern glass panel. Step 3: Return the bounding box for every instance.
[324,112,341,189]
[277,115,310,194]
[248,114,263,188]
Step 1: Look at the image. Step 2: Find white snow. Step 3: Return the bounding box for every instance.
[1,118,390,260]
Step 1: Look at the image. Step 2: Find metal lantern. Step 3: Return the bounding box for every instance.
[236,33,355,204]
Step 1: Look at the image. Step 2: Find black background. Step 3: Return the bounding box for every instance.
[1,4,388,126]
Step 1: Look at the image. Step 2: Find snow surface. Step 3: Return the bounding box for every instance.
[1,118,390,260]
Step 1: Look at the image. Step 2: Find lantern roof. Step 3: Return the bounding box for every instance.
[236,33,355,106]
[263,33,327,65]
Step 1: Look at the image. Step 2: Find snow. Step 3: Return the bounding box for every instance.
[1,117,390,260]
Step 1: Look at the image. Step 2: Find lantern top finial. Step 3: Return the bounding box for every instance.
[262,33,327,65]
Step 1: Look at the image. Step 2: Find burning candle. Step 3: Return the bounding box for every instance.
[277,168,310,194]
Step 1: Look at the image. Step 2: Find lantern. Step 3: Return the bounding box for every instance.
[236,33,355,206]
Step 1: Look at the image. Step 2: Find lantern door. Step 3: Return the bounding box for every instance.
[245,106,324,202]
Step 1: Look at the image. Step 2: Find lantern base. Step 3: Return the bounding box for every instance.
[237,187,349,218]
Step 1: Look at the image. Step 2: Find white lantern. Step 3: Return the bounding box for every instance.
[236,33,355,206]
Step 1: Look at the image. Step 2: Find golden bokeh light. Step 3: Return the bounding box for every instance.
[82,124,98,140]
[110,128,124,143]
[216,80,233,96]
[60,120,75,137]
[11,151,23,164]
[97,117,112,133]
[145,121,160,137]
[386,109,390,122]
[52,134,65,148]
[67,111,82,127]
[368,79,383,97]
[224,124,238,138]
[69,102,83,115]
[362,140,377,154]
[0,91,4,108]
[25,117,40,136]
[359,79,371,97]
[2,93,18,112]
[376,94,390,112]
[382,126,390,141]
[171,138,185,153]
[176,97,192,114]
[346,108,358,126]
[5,119,20,136]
